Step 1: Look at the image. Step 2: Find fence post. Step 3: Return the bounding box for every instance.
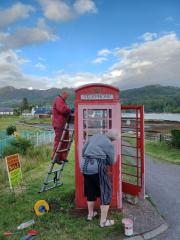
[50,131,54,143]
[43,131,46,144]
[36,132,39,146]
[0,141,2,157]
[49,132,51,143]
[51,131,53,143]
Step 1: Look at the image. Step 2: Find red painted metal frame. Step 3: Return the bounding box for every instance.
[121,105,145,199]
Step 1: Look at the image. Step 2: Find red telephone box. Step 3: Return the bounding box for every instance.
[75,84,122,209]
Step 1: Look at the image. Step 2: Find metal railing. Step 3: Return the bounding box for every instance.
[0,131,55,157]
[0,135,15,157]
[145,132,172,142]
[26,131,54,146]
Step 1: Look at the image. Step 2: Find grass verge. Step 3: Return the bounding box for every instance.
[20,117,51,125]
[0,116,42,132]
[145,140,180,164]
[0,144,123,240]
[123,134,180,164]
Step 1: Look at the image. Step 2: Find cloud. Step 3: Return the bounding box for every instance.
[0,19,57,50]
[110,33,180,89]
[140,32,158,41]
[38,57,46,62]
[109,69,123,78]
[1,33,180,90]
[50,72,101,89]
[0,50,48,89]
[0,2,35,30]
[38,0,97,22]
[35,63,47,70]
[92,48,111,64]
[0,50,100,89]
[74,0,97,15]
[38,0,73,22]
[98,48,111,56]
[0,49,30,65]
[92,57,108,64]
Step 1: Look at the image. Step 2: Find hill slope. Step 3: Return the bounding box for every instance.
[0,86,75,108]
[121,85,180,112]
[0,85,180,112]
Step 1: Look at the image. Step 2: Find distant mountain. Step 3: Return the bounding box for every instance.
[0,86,75,108]
[0,85,180,113]
[121,85,180,113]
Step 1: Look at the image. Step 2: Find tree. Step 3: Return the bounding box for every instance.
[21,97,29,111]
[13,107,21,116]
[6,125,16,135]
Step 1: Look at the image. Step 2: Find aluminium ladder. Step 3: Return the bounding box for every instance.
[39,113,74,193]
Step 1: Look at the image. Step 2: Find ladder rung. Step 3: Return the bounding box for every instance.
[63,128,74,132]
[49,168,62,174]
[60,139,73,143]
[56,148,70,153]
[44,179,56,185]
[41,183,63,192]
[53,159,68,165]
[63,159,68,162]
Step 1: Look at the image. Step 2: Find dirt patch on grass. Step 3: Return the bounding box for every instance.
[145,120,180,134]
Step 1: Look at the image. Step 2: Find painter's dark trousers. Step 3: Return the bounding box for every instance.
[83,157,112,205]
[53,127,69,161]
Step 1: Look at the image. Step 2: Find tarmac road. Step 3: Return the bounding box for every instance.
[145,155,180,240]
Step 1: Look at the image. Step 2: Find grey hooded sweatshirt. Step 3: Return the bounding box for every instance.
[80,133,115,175]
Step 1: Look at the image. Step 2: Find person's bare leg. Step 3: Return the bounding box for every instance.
[100,205,109,224]
[100,205,115,226]
[87,201,94,219]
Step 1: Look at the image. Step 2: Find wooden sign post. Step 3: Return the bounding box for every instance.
[5,154,22,189]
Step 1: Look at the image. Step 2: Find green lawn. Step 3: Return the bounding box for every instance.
[123,134,180,164]
[0,116,19,130]
[20,117,52,125]
[0,116,42,132]
[0,144,123,240]
[145,140,180,164]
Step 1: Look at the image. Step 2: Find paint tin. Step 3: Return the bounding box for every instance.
[122,218,133,236]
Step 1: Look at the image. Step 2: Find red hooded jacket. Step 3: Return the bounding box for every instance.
[52,95,71,128]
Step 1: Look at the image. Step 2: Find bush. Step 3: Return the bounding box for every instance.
[2,145,19,157]
[3,137,33,157]
[171,129,180,148]
[6,125,16,135]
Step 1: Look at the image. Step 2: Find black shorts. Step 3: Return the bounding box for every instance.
[84,174,100,201]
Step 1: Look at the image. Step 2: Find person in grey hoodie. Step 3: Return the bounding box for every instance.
[80,129,120,227]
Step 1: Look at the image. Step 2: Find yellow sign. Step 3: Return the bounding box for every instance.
[5,154,22,189]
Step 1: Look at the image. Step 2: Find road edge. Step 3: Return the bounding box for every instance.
[123,222,168,240]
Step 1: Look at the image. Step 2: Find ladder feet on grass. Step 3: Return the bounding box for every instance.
[39,113,74,193]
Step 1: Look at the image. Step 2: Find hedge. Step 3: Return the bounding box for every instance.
[171,129,180,148]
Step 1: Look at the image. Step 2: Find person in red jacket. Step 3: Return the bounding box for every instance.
[52,91,71,163]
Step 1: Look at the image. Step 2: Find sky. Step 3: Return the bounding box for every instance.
[0,0,180,90]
